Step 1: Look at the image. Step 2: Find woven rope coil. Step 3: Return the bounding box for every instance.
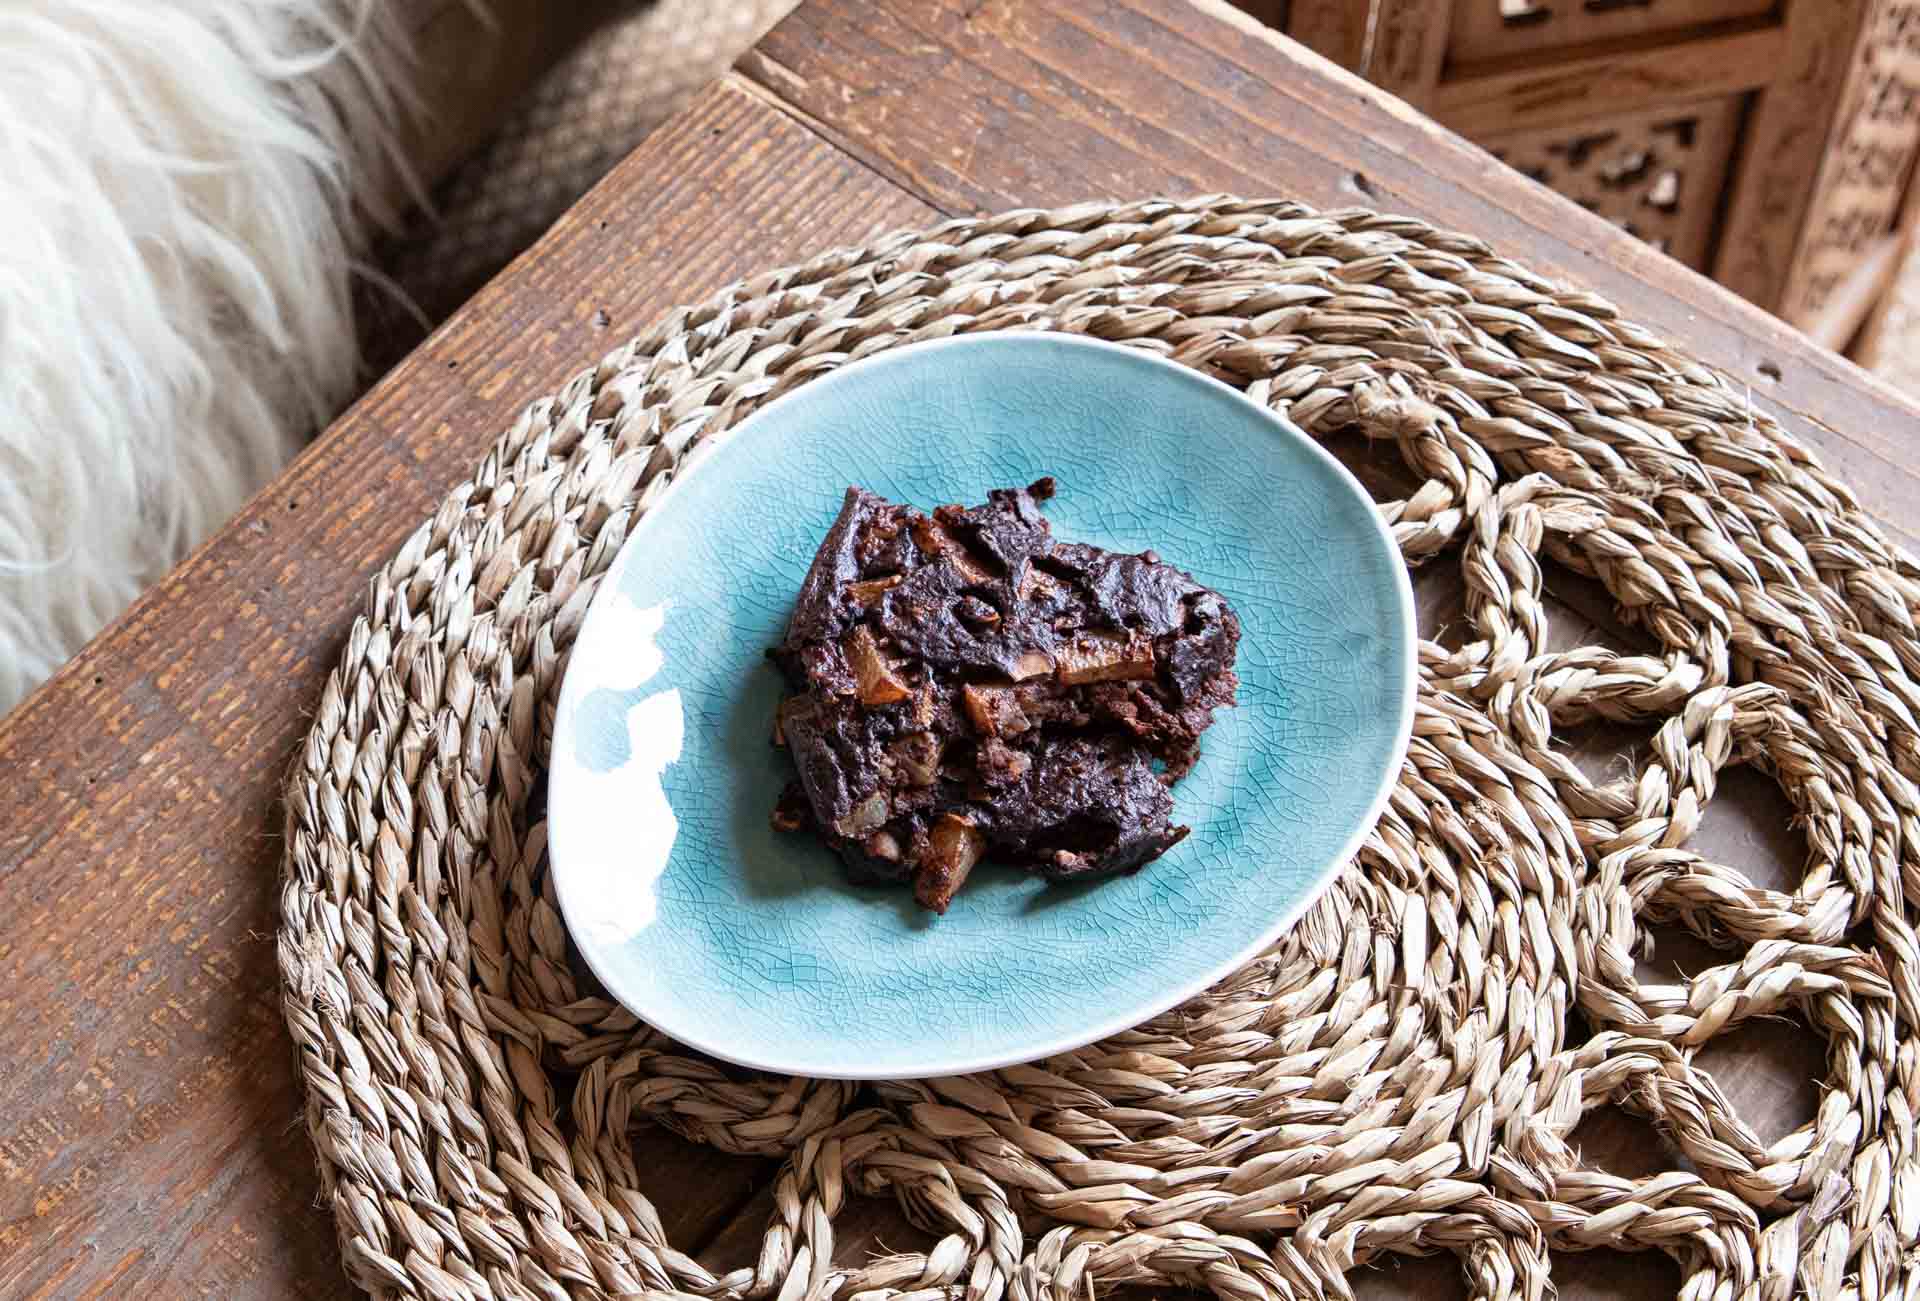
[280,196,1920,1301]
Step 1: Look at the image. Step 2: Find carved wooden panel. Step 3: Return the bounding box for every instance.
[1451,0,1777,64]
[1480,95,1745,269]
[1774,0,1920,329]
[1268,0,1908,322]
[1706,1,1872,310]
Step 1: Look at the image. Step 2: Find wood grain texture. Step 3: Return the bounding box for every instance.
[0,79,930,1298]
[742,0,1920,548]
[1430,26,1780,136]
[3,0,1917,1296]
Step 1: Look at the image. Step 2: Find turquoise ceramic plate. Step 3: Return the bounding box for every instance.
[549,334,1415,1079]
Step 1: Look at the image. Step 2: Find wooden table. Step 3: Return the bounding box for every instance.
[3,2,1915,1296]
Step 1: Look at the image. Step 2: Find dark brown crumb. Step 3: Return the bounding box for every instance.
[769,479,1239,913]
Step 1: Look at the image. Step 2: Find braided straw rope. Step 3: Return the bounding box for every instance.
[280,197,1920,1301]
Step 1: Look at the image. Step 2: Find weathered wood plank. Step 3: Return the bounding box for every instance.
[0,79,933,1298]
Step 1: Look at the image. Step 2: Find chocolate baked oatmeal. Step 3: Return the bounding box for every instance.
[769,478,1240,913]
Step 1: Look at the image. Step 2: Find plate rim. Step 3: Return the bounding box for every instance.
[549,331,1419,1079]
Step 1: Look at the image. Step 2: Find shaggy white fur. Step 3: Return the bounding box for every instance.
[0,0,421,713]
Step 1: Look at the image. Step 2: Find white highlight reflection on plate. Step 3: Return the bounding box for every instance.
[556,597,683,943]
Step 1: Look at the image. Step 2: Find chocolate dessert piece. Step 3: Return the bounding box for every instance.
[769,478,1239,913]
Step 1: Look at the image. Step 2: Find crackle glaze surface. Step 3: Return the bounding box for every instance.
[549,334,1415,1078]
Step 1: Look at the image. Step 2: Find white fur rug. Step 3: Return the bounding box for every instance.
[0,1,420,713]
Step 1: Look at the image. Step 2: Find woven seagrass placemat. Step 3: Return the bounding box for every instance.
[281,197,1919,1301]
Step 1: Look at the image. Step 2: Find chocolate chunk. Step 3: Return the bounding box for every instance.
[769,480,1239,913]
